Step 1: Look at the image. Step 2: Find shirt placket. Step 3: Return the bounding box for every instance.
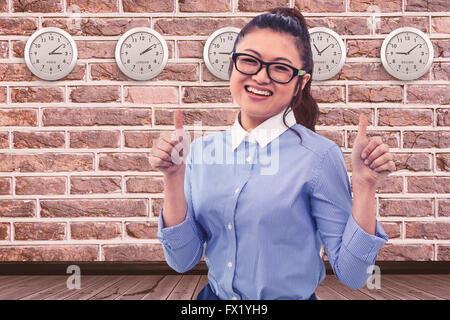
[223,139,257,300]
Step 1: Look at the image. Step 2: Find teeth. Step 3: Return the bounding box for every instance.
[246,86,272,96]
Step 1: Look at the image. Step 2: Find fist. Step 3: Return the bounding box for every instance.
[149,110,191,176]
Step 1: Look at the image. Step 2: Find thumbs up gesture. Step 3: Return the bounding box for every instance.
[149,110,191,176]
[351,114,396,187]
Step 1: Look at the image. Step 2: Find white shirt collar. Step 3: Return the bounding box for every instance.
[231,107,296,151]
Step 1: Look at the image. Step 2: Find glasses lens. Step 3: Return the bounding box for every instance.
[268,64,294,83]
[235,55,260,74]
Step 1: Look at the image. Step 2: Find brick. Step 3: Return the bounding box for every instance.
[67,0,118,12]
[13,0,62,12]
[378,244,433,261]
[124,131,160,148]
[437,245,450,261]
[0,177,10,195]
[403,131,450,148]
[346,39,382,58]
[178,41,205,59]
[40,199,147,217]
[202,65,229,82]
[338,63,391,80]
[350,0,401,11]
[295,0,344,12]
[183,87,232,103]
[0,223,8,240]
[306,17,370,35]
[348,130,400,148]
[238,0,288,11]
[377,17,428,34]
[69,86,120,103]
[436,153,450,172]
[407,86,450,105]
[43,108,151,126]
[437,109,450,126]
[14,222,66,241]
[70,222,121,240]
[13,131,65,148]
[90,63,129,81]
[11,40,25,58]
[124,87,178,104]
[125,221,158,239]
[394,153,432,172]
[378,109,432,126]
[0,153,93,172]
[379,199,433,217]
[317,108,372,126]
[151,198,163,217]
[0,200,35,217]
[432,62,450,81]
[0,63,36,82]
[433,39,450,58]
[349,86,403,103]
[317,130,344,146]
[0,109,37,127]
[406,222,450,240]
[408,176,450,193]
[154,18,249,36]
[155,108,237,126]
[380,222,401,239]
[0,0,7,11]
[310,86,344,103]
[62,64,86,81]
[15,177,66,195]
[180,0,230,12]
[406,0,450,11]
[122,0,174,12]
[11,87,64,103]
[103,243,164,261]
[126,176,164,193]
[98,153,152,172]
[70,176,121,194]
[69,130,120,148]
[438,199,450,217]
[0,87,6,103]
[0,132,8,148]
[374,176,403,193]
[155,64,199,82]
[0,41,8,58]
[0,245,98,261]
[0,18,37,35]
[432,17,450,34]
[76,40,116,59]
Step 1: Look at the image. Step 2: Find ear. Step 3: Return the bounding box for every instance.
[294,73,311,96]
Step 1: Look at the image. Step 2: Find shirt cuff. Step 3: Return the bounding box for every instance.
[157,208,199,250]
[341,214,388,264]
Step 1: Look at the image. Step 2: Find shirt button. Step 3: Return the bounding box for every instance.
[227,262,233,268]
[232,296,238,300]
[234,188,239,194]
[246,156,252,163]
[227,224,232,230]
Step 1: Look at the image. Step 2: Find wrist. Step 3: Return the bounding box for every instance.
[352,175,376,193]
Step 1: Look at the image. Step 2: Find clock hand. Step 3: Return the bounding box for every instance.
[406,44,420,55]
[318,44,332,55]
[49,44,63,55]
[313,44,321,55]
[140,44,157,55]
[218,52,232,54]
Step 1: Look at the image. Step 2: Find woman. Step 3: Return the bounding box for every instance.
[150,7,395,300]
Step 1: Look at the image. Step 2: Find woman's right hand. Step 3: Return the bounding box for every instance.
[149,110,191,177]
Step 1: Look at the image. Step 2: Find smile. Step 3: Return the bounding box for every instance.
[245,85,273,96]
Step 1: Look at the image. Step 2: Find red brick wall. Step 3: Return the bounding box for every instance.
[0,0,448,262]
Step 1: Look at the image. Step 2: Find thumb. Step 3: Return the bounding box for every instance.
[357,114,368,138]
[174,109,184,131]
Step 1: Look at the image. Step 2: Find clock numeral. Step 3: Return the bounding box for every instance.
[34,44,41,48]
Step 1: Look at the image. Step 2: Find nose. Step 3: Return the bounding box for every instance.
[251,65,271,83]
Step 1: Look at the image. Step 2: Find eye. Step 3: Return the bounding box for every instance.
[273,65,290,72]
[241,57,258,64]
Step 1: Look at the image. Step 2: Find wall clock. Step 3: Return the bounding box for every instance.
[115,27,168,80]
[203,27,241,80]
[380,27,433,81]
[308,27,346,81]
[24,27,77,81]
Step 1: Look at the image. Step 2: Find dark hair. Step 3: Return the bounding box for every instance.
[229,7,319,144]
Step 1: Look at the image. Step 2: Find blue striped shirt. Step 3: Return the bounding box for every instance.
[157,108,388,300]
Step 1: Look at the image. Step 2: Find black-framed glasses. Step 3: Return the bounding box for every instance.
[231,52,307,84]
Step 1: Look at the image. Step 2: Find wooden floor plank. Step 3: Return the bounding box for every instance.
[167,275,201,300]
[89,275,144,300]
[0,276,66,300]
[141,275,182,300]
[381,276,436,300]
[192,275,209,300]
[322,276,374,300]
[0,275,36,290]
[388,275,450,300]
[116,275,166,300]
[56,275,124,300]
[414,274,450,290]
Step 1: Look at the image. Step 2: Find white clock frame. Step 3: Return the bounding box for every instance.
[24,27,78,81]
[308,27,346,81]
[115,27,169,81]
[380,27,434,81]
[203,27,241,81]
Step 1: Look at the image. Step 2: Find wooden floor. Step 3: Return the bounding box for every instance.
[0,274,448,300]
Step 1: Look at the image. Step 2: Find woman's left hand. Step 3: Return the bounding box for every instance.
[351,114,396,187]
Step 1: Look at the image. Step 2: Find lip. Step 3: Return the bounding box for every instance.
[244,85,273,100]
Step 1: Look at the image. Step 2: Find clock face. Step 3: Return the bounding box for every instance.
[204,27,241,80]
[115,28,168,80]
[381,27,433,81]
[24,28,77,81]
[309,27,346,81]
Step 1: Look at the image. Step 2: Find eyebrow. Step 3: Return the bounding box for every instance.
[243,49,294,65]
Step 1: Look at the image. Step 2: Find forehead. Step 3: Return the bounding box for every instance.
[235,28,301,64]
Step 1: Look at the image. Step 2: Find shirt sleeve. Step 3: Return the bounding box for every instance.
[157,141,205,273]
[309,144,388,290]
